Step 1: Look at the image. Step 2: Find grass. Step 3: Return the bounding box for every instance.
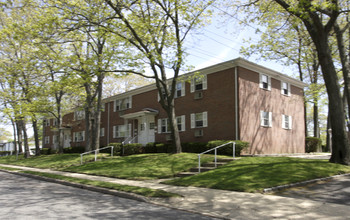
[0,165,21,171]
[0,154,90,169]
[0,153,217,179]
[62,153,216,179]
[21,171,179,198]
[163,157,350,192]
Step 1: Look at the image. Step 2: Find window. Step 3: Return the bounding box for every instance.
[114,97,132,111]
[191,112,208,128]
[175,82,185,98]
[44,119,50,127]
[158,116,185,133]
[74,110,85,121]
[281,82,291,96]
[260,74,271,90]
[100,128,105,137]
[282,115,292,130]
[53,118,58,126]
[190,75,207,92]
[113,124,131,138]
[44,136,50,144]
[53,135,58,144]
[74,131,85,142]
[260,111,272,127]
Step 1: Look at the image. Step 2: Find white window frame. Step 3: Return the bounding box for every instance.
[74,131,85,142]
[44,119,50,127]
[100,128,105,137]
[260,73,271,91]
[157,115,185,133]
[260,111,272,127]
[175,82,185,98]
[53,118,58,126]
[191,112,208,128]
[190,75,207,93]
[44,136,50,144]
[282,114,292,130]
[113,124,131,138]
[53,135,58,144]
[114,97,132,112]
[281,81,291,96]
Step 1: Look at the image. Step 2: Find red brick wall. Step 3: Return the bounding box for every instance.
[238,67,305,154]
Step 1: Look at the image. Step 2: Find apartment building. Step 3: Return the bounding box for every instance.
[43,58,307,154]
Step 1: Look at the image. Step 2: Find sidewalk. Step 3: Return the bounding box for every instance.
[1,164,349,219]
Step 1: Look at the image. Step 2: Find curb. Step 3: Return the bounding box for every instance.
[0,169,149,203]
[263,172,350,193]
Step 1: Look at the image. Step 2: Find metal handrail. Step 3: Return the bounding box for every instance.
[80,145,114,165]
[122,136,138,145]
[198,141,235,173]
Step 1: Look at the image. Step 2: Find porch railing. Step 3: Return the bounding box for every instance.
[198,141,235,173]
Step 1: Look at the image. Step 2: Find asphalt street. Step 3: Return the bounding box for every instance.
[275,175,350,205]
[0,171,216,220]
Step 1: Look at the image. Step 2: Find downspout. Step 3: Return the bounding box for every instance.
[107,102,110,145]
[235,67,239,140]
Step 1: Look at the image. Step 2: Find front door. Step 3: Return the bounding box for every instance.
[138,115,155,145]
[63,130,71,148]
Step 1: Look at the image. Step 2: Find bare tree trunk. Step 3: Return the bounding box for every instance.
[16,120,23,154]
[21,120,30,158]
[11,118,17,154]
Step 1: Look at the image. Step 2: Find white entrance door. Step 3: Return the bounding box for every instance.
[138,116,155,145]
[63,130,71,148]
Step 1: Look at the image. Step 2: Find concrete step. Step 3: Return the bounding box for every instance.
[202,162,227,167]
[216,158,236,162]
[176,172,198,177]
[189,167,216,172]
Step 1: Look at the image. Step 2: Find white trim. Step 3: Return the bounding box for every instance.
[190,113,195,129]
[260,73,271,91]
[203,111,208,127]
[260,111,272,127]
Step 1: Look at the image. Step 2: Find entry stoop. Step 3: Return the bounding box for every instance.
[176,158,237,177]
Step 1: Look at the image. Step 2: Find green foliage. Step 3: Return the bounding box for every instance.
[63,146,85,154]
[305,137,322,153]
[144,142,157,153]
[164,157,350,192]
[0,151,12,156]
[122,143,144,156]
[40,148,51,155]
[182,142,207,153]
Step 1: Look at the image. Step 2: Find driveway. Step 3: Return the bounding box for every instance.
[0,171,216,220]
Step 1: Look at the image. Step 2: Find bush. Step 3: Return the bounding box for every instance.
[182,142,207,153]
[144,142,157,153]
[123,143,143,156]
[207,140,249,156]
[40,148,51,155]
[0,151,12,156]
[101,143,122,155]
[63,146,85,154]
[305,137,322,153]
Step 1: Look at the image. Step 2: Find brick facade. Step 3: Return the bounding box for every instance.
[43,58,307,155]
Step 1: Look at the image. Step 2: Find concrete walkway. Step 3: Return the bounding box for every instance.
[1,164,349,219]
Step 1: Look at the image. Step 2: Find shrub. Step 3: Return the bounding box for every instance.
[40,148,51,155]
[100,143,122,155]
[207,140,249,156]
[63,146,85,154]
[122,143,143,156]
[305,137,322,153]
[144,142,157,153]
[182,142,207,153]
[0,151,12,156]
[155,143,172,153]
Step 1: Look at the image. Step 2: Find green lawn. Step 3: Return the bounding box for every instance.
[62,153,216,179]
[163,157,350,192]
[0,153,217,179]
[20,171,179,198]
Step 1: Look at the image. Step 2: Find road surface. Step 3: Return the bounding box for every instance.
[0,171,216,220]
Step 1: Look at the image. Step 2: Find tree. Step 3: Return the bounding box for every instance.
[242,0,350,164]
[103,0,213,153]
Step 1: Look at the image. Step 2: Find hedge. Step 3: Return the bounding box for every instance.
[305,137,322,153]
[63,146,85,154]
[0,151,12,156]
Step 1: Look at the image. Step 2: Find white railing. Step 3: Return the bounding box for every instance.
[122,136,138,145]
[198,141,235,173]
[80,145,114,165]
